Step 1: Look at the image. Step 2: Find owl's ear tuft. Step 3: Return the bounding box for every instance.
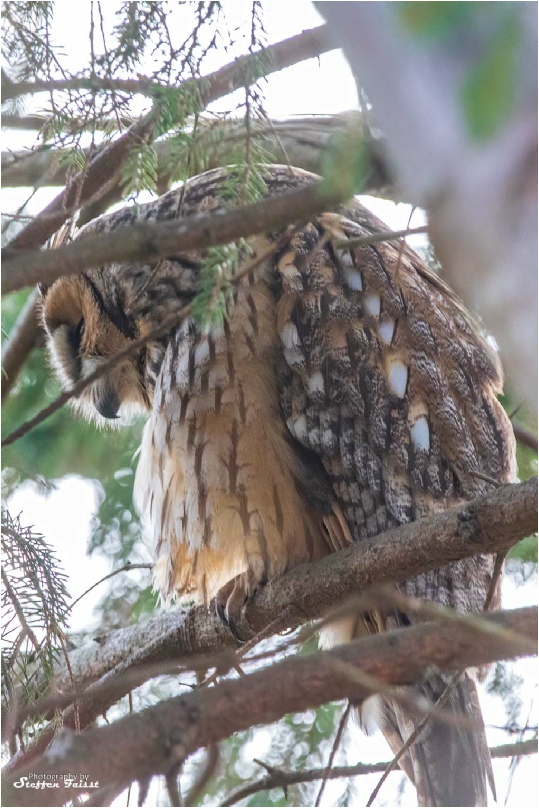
[37,282,49,298]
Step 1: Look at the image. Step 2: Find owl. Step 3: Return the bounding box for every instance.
[42,165,516,807]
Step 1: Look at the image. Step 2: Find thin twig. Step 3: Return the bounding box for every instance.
[165,769,183,808]
[2,228,297,447]
[484,552,506,612]
[221,740,538,806]
[2,75,174,101]
[1,569,41,651]
[69,563,153,611]
[58,631,80,734]
[470,470,502,488]
[185,745,219,806]
[393,205,416,281]
[326,654,475,731]
[315,702,351,806]
[200,606,297,688]
[332,224,428,250]
[366,669,462,807]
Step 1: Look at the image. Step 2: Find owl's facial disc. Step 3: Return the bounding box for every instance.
[41,275,149,424]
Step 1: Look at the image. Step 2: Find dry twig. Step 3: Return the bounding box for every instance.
[221,739,538,806]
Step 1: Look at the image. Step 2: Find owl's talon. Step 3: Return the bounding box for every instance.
[226,616,245,644]
[215,598,246,643]
[215,572,262,642]
[215,598,228,626]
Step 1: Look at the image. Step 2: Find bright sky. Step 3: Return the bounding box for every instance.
[3,3,537,806]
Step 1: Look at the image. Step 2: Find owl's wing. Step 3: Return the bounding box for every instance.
[275,202,515,806]
[276,204,515,606]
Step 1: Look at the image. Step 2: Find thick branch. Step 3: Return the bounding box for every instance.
[2,179,348,293]
[4,24,332,255]
[2,607,536,807]
[47,477,538,699]
[2,113,393,196]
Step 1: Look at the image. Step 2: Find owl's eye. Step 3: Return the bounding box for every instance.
[74,319,86,349]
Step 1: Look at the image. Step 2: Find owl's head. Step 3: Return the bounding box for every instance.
[41,271,150,425]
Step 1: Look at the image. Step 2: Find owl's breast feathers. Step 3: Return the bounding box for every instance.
[127,166,516,611]
[134,232,350,603]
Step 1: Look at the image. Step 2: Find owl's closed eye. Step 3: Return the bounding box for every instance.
[41,272,148,422]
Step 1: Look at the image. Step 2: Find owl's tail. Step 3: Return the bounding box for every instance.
[379,674,493,807]
[320,619,494,807]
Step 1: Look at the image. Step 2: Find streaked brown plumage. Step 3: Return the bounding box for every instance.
[42,165,516,807]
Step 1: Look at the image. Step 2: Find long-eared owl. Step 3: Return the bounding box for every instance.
[42,165,516,807]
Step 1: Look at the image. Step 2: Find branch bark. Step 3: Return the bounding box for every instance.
[2,607,536,807]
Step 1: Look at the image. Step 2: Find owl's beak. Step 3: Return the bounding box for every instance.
[94,386,120,419]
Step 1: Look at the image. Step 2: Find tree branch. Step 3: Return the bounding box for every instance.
[1,290,41,401]
[2,178,349,294]
[2,113,135,132]
[3,25,332,255]
[2,113,394,196]
[221,739,538,806]
[36,476,539,702]
[1,75,173,102]
[512,422,539,453]
[1,110,392,398]
[2,607,536,807]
